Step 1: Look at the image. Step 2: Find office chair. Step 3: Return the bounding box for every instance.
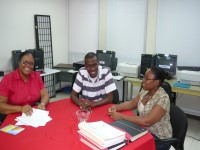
[112,89,120,104]
[161,82,176,104]
[155,104,188,150]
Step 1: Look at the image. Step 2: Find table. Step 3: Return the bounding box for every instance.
[0,99,155,150]
[124,77,200,100]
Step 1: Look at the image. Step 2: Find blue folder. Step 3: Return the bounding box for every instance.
[173,82,191,88]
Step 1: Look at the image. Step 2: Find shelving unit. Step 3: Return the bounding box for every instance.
[34,15,55,97]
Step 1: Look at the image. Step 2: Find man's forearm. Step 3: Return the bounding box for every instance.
[70,95,81,106]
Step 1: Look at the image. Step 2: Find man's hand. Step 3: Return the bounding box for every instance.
[80,100,93,112]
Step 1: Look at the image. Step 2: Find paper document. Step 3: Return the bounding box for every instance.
[15,108,52,128]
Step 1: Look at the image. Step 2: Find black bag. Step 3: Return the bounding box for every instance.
[0,113,7,125]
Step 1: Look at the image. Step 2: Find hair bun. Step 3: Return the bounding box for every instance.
[164,72,172,80]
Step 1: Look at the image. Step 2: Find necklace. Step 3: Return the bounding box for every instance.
[142,94,152,104]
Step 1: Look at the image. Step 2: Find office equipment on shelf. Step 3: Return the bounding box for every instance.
[177,66,200,71]
[118,63,140,78]
[155,54,178,77]
[140,53,177,78]
[11,49,44,72]
[73,60,84,70]
[96,50,118,71]
[140,54,156,78]
[177,70,200,86]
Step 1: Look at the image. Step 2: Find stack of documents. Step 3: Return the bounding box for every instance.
[15,108,52,128]
[78,121,126,150]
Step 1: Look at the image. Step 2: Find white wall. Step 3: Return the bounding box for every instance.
[106,0,148,64]
[0,0,68,72]
[68,0,99,63]
[156,0,200,66]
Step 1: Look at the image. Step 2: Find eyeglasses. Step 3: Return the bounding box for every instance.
[20,60,34,66]
[143,77,156,81]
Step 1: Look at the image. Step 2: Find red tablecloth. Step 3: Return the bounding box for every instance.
[0,99,155,150]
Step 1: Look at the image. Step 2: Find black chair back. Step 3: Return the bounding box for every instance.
[161,82,173,103]
[170,104,188,150]
[112,89,120,104]
[155,104,188,150]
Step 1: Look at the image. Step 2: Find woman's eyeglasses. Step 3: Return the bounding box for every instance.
[20,60,34,66]
[143,77,156,81]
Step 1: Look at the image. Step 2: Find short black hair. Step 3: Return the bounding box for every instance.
[84,52,98,63]
[150,66,172,84]
[18,51,34,62]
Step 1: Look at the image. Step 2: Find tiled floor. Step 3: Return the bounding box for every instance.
[51,92,200,150]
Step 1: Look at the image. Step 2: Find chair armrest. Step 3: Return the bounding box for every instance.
[155,138,182,145]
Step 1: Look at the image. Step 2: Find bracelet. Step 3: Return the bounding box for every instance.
[40,102,45,106]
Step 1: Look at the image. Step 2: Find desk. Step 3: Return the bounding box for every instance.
[0,99,155,150]
[41,68,60,97]
[124,77,200,100]
[41,68,60,77]
[53,64,75,90]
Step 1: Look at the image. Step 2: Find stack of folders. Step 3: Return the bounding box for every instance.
[78,121,127,150]
[110,119,148,142]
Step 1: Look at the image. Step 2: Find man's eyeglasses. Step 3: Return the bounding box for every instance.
[20,60,34,66]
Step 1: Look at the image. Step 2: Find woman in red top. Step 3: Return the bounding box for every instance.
[0,51,49,116]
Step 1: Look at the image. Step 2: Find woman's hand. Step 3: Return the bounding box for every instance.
[109,111,124,120]
[108,106,116,115]
[21,105,33,116]
[37,102,46,110]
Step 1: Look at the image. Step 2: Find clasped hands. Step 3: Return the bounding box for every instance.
[108,106,124,120]
[21,103,46,116]
[79,100,93,112]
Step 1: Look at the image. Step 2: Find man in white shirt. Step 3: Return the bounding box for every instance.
[70,52,116,109]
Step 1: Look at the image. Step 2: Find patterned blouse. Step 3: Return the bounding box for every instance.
[137,87,172,139]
